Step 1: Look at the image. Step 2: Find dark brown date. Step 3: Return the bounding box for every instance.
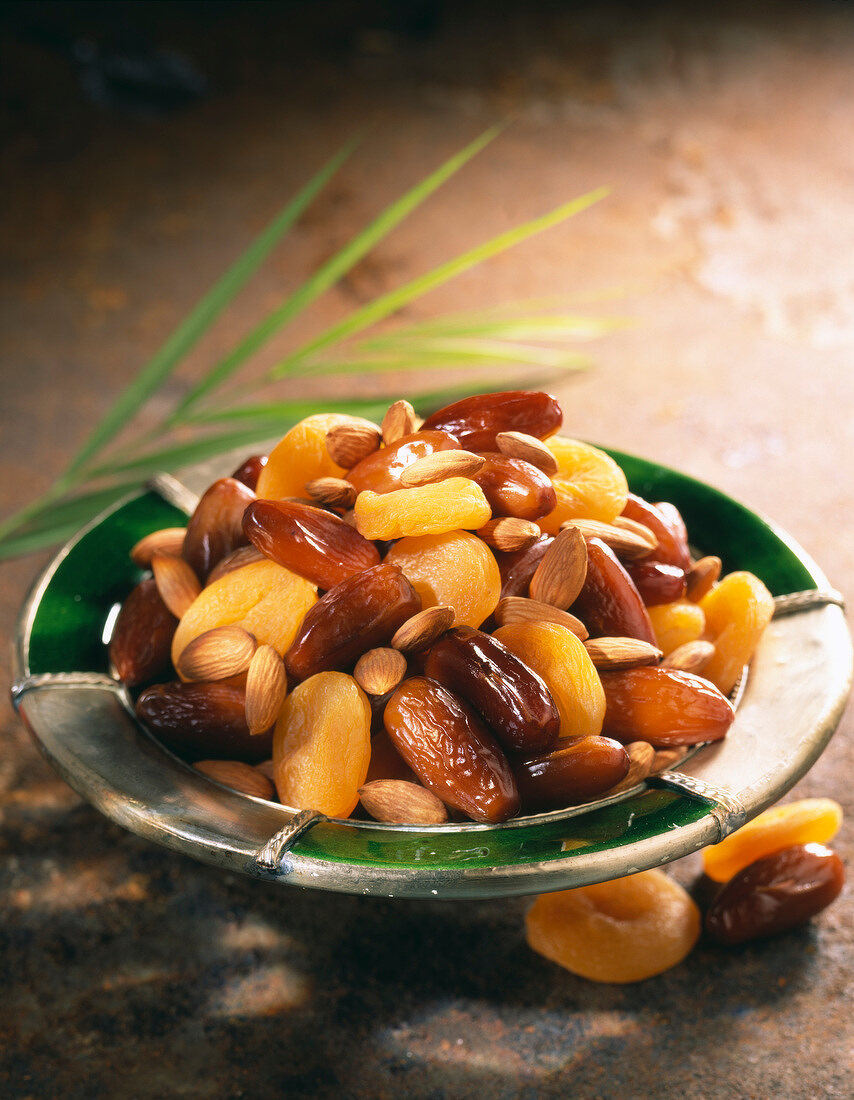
[109,577,177,687]
[421,391,562,452]
[135,681,272,762]
[513,735,629,811]
[473,452,557,520]
[384,676,520,823]
[285,563,421,682]
[705,843,845,946]
[347,430,460,494]
[621,494,691,570]
[625,560,687,606]
[243,499,380,589]
[496,535,552,599]
[600,665,734,747]
[571,537,656,643]
[182,477,256,580]
[424,626,559,754]
[231,454,268,492]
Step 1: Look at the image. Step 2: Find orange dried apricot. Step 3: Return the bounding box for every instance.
[385,530,501,628]
[647,599,706,655]
[273,671,372,817]
[492,621,605,741]
[702,797,843,883]
[699,571,775,694]
[538,437,629,534]
[256,413,371,500]
[526,869,701,982]
[354,477,491,540]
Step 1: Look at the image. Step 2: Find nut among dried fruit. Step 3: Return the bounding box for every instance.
[193,759,276,801]
[358,779,448,824]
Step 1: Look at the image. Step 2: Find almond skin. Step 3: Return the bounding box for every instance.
[493,596,588,639]
[151,552,202,618]
[529,525,588,609]
[390,606,455,654]
[245,644,288,735]
[606,740,656,793]
[325,421,383,468]
[495,431,559,476]
[358,779,449,825]
[562,518,657,560]
[353,647,408,696]
[686,555,722,602]
[194,759,275,800]
[663,639,716,674]
[176,624,257,682]
[381,399,417,445]
[131,527,187,567]
[399,450,485,487]
[583,636,663,670]
[305,477,357,509]
[477,517,540,553]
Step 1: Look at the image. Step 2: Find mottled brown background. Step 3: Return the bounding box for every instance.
[1,3,852,1098]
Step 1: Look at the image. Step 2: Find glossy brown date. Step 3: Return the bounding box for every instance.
[571,537,656,643]
[285,563,421,682]
[513,735,629,811]
[384,676,520,823]
[473,453,557,520]
[625,560,687,606]
[495,535,552,598]
[424,626,560,754]
[705,843,845,946]
[600,665,734,747]
[420,391,562,452]
[109,577,177,687]
[135,681,272,762]
[243,498,380,589]
[182,477,255,580]
[346,430,460,494]
[621,494,691,570]
[231,454,268,492]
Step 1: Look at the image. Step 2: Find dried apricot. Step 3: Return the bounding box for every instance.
[492,621,605,741]
[354,477,491,540]
[256,413,371,500]
[699,571,775,695]
[647,599,706,655]
[702,797,843,883]
[385,530,501,628]
[526,869,701,982]
[273,671,372,817]
[538,437,628,534]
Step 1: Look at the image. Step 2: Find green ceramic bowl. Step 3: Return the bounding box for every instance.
[11,447,852,899]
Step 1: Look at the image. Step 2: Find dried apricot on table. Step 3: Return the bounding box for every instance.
[354,477,491,540]
[273,671,372,817]
[702,797,844,883]
[538,437,629,534]
[526,869,701,982]
[699,571,775,695]
[385,530,501,628]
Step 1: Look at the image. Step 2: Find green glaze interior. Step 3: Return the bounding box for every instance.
[20,449,823,875]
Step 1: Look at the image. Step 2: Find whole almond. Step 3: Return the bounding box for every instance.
[477,517,540,553]
[612,515,659,551]
[493,596,589,639]
[354,647,408,696]
[562,518,657,560]
[151,552,202,618]
[381,399,417,445]
[495,431,559,475]
[399,450,485,487]
[206,545,266,585]
[686,555,722,602]
[663,639,716,674]
[305,477,357,509]
[194,759,275,801]
[176,624,257,682]
[358,779,448,825]
[529,525,588,609]
[245,644,288,735]
[583,636,663,669]
[606,741,656,794]
[651,746,689,773]
[391,605,455,654]
[131,527,187,567]
[326,421,382,468]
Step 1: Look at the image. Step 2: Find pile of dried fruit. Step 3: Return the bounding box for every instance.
[111,390,775,824]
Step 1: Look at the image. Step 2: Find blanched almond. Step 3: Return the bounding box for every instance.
[662,639,716,674]
[245,644,288,735]
[381,399,417,445]
[194,759,275,800]
[477,517,540,553]
[493,596,588,639]
[358,779,448,825]
[305,477,357,509]
[391,606,455,654]
[354,647,408,696]
[399,450,485,487]
[131,527,187,567]
[325,421,382,468]
[686,555,722,602]
[176,624,257,682]
[151,552,202,618]
[583,636,663,669]
[495,431,559,475]
[529,525,587,609]
[562,518,657,559]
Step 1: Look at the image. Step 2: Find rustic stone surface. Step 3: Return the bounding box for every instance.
[1,3,852,1097]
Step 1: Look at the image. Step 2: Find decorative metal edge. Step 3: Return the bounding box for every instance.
[254,809,329,871]
[10,670,123,709]
[146,472,199,516]
[773,589,845,617]
[648,771,747,840]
